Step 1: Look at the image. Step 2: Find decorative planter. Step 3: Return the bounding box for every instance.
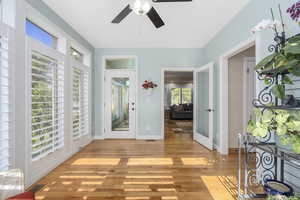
[264,180,294,197]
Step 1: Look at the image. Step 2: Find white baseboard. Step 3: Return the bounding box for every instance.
[214,143,220,153]
[94,135,104,140]
[136,134,163,140]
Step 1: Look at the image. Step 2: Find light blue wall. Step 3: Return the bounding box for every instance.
[203,0,300,145]
[94,48,204,137]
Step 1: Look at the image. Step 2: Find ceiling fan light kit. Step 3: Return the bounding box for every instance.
[111,0,192,29]
[131,0,152,15]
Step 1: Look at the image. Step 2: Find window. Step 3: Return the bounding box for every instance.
[0,21,13,171]
[72,66,89,140]
[72,68,80,139]
[30,43,64,161]
[26,19,57,49]
[171,88,181,105]
[70,47,84,63]
[182,88,192,104]
[171,88,192,105]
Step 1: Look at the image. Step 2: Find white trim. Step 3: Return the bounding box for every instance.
[242,57,256,136]
[161,67,195,139]
[101,55,138,139]
[94,135,104,140]
[193,62,214,150]
[219,37,256,155]
[136,134,163,140]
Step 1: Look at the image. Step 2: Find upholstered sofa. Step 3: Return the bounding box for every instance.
[170,104,193,120]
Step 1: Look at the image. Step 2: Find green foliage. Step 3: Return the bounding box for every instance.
[256,34,300,99]
[268,196,300,200]
[247,109,300,154]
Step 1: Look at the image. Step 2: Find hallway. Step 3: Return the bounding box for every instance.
[31,134,239,200]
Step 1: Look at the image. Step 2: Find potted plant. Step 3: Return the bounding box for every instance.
[247,108,300,154]
[255,33,300,100]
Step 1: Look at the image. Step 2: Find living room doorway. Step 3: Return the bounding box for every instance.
[162,69,194,141]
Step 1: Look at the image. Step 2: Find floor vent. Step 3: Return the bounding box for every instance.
[146,140,156,142]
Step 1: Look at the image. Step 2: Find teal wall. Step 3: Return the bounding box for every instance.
[94,48,204,137]
[203,0,300,145]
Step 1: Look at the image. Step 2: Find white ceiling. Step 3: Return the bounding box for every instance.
[42,0,251,48]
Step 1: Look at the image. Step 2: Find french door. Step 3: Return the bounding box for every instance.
[104,70,136,139]
[194,63,214,150]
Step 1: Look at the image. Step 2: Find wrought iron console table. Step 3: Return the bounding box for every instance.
[238,134,300,199]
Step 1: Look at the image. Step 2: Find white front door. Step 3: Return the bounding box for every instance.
[104,70,136,139]
[194,63,214,150]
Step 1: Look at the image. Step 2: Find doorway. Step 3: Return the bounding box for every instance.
[228,45,256,151]
[164,70,194,141]
[161,64,214,151]
[103,56,137,139]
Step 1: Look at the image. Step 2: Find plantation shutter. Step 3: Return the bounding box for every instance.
[29,38,64,161]
[81,71,89,136]
[72,60,89,139]
[72,67,81,140]
[0,23,13,171]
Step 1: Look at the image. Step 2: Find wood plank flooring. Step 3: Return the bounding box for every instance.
[32,120,240,200]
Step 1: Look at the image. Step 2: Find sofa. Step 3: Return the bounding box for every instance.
[169,104,193,120]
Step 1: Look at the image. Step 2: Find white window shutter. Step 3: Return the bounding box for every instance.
[0,22,14,171]
[72,62,89,140]
[29,38,65,161]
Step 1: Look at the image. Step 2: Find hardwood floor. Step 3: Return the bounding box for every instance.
[32,121,240,200]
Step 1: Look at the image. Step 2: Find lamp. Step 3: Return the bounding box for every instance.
[130,0,152,15]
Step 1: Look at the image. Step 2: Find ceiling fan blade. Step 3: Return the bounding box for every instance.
[111,4,132,24]
[153,0,192,2]
[147,7,165,28]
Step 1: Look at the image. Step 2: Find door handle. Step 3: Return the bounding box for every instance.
[132,108,135,111]
[205,109,214,112]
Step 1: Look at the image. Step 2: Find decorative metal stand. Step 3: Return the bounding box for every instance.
[238,134,300,199]
[238,7,300,199]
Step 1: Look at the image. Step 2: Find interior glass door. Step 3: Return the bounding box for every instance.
[105,71,136,138]
[194,63,214,150]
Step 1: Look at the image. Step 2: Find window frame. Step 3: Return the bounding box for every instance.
[170,87,193,105]
[25,19,58,49]
[27,36,65,161]
[0,21,15,171]
[71,58,90,140]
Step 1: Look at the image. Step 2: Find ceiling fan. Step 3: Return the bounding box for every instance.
[111,0,192,29]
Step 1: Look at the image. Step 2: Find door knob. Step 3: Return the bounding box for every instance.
[205,109,214,112]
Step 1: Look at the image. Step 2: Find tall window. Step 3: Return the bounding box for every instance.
[171,88,192,105]
[30,49,64,161]
[72,60,89,140]
[27,18,65,161]
[0,21,13,171]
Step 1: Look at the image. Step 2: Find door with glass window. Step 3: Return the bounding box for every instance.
[104,71,136,138]
[194,63,214,150]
